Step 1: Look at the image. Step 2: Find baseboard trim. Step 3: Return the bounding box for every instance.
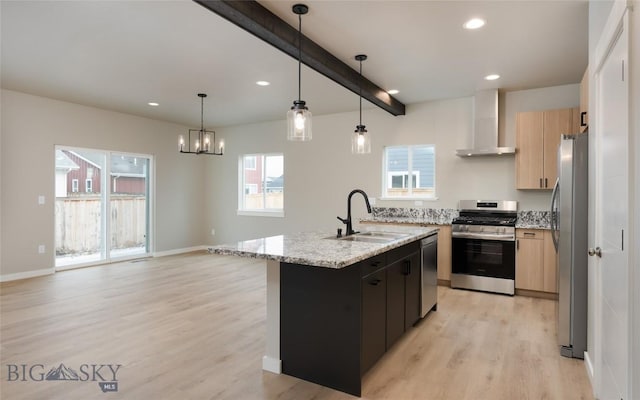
[584,351,595,389]
[515,288,559,300]
[153,246,208,258]
[0,268,55,283]
[1,247,209,282]
[262,355,282,374]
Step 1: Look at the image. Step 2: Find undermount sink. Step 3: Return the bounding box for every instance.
[338,235,394,243]
[357,231,410,239]
[327,231,411,243]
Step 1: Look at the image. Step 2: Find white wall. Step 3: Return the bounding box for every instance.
[0,89,208,278]
[207,84,579,245]
[0,83,581,277]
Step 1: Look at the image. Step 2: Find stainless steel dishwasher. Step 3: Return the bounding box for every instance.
[421,232,438,317]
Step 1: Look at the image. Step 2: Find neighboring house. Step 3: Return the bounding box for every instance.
[54,150,79,197]
[266,175,283,193]
[61,150,103,195]
[109,155,146,195]
[243,155,264,194]
[57,150,146,196]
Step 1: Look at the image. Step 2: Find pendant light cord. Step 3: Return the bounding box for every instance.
[298,13,302,102]
[200,96,204,132]
[359,60,363,126]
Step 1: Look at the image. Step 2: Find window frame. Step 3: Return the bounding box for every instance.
[237,153,284,217]
[71,179,79,193]
[381,145,437,200]
[85,178,93,193]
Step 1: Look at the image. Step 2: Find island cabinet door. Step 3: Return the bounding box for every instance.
[404,252,422,331]
[386,259,406,349]
[280,263,362,397]
[361,269,387,375]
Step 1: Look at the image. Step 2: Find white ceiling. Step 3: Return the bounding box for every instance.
[1,0,588,129]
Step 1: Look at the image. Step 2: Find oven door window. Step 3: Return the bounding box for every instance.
[452,238,515,279]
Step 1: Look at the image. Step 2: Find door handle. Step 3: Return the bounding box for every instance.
[588,247,602,257]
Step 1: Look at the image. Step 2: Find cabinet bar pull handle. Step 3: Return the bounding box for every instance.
[580,111,587,126]
[524,232,536,237]
[516,239,519,250]
[539,178,543,188]
[403,260,411,275]
[545,178,548,188]
[369,279,381,286]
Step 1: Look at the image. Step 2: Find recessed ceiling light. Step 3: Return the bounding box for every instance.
[387,89,399,95]
[256,81,270,86]
[148,102,159,107]
[484,74,500,81]
[463,18,485,30]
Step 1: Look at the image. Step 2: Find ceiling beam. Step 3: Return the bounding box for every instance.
[194,0,406,116]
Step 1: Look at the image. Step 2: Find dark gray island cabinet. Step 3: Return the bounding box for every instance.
[280,240,424,397]
[208,227,438,397]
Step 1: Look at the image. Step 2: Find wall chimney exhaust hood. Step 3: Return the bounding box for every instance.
[456,89,515,157]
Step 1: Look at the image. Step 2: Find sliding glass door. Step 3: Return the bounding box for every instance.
[55,147,152,269]
[109,153,150,259]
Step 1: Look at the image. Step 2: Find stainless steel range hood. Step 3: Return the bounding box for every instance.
[456,89,515,157]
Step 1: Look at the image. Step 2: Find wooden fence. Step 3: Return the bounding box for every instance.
[244,193,284,209]
[55,196,146,256]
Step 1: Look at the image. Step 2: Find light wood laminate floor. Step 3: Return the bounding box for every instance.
[1,252,594,400]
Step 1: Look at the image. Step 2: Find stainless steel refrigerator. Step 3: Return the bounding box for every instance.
[550,132,588,359]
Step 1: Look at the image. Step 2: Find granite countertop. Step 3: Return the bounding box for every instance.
[208,225,438,269]
[515,210,551,229]
[362,207,552,230]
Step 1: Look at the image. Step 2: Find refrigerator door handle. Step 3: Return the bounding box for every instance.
[550,177,560,251]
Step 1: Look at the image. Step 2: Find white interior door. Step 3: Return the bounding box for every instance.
[594,10,629,400]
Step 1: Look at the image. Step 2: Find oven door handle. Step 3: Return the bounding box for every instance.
[451,232,515,241]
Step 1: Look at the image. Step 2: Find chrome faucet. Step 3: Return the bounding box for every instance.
[337,189,372,236]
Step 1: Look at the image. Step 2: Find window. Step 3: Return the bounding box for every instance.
[238,154,284,216]
[382,145,436,199]
[85,178,93,193]
[71,179,79,193]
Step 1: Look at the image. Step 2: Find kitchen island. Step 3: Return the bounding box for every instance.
[210,225,438,396]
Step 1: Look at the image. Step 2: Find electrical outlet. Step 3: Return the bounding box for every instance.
[369,198,376,206]
[211,229,216,236]
[38,195,45,205]
[414,200,424,206]
[38,245,45,254]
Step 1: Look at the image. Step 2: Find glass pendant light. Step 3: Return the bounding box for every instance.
[287,4,312,141]
[352,54,371,154]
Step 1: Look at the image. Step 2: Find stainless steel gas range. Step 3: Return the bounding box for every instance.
[451,200,517,295]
